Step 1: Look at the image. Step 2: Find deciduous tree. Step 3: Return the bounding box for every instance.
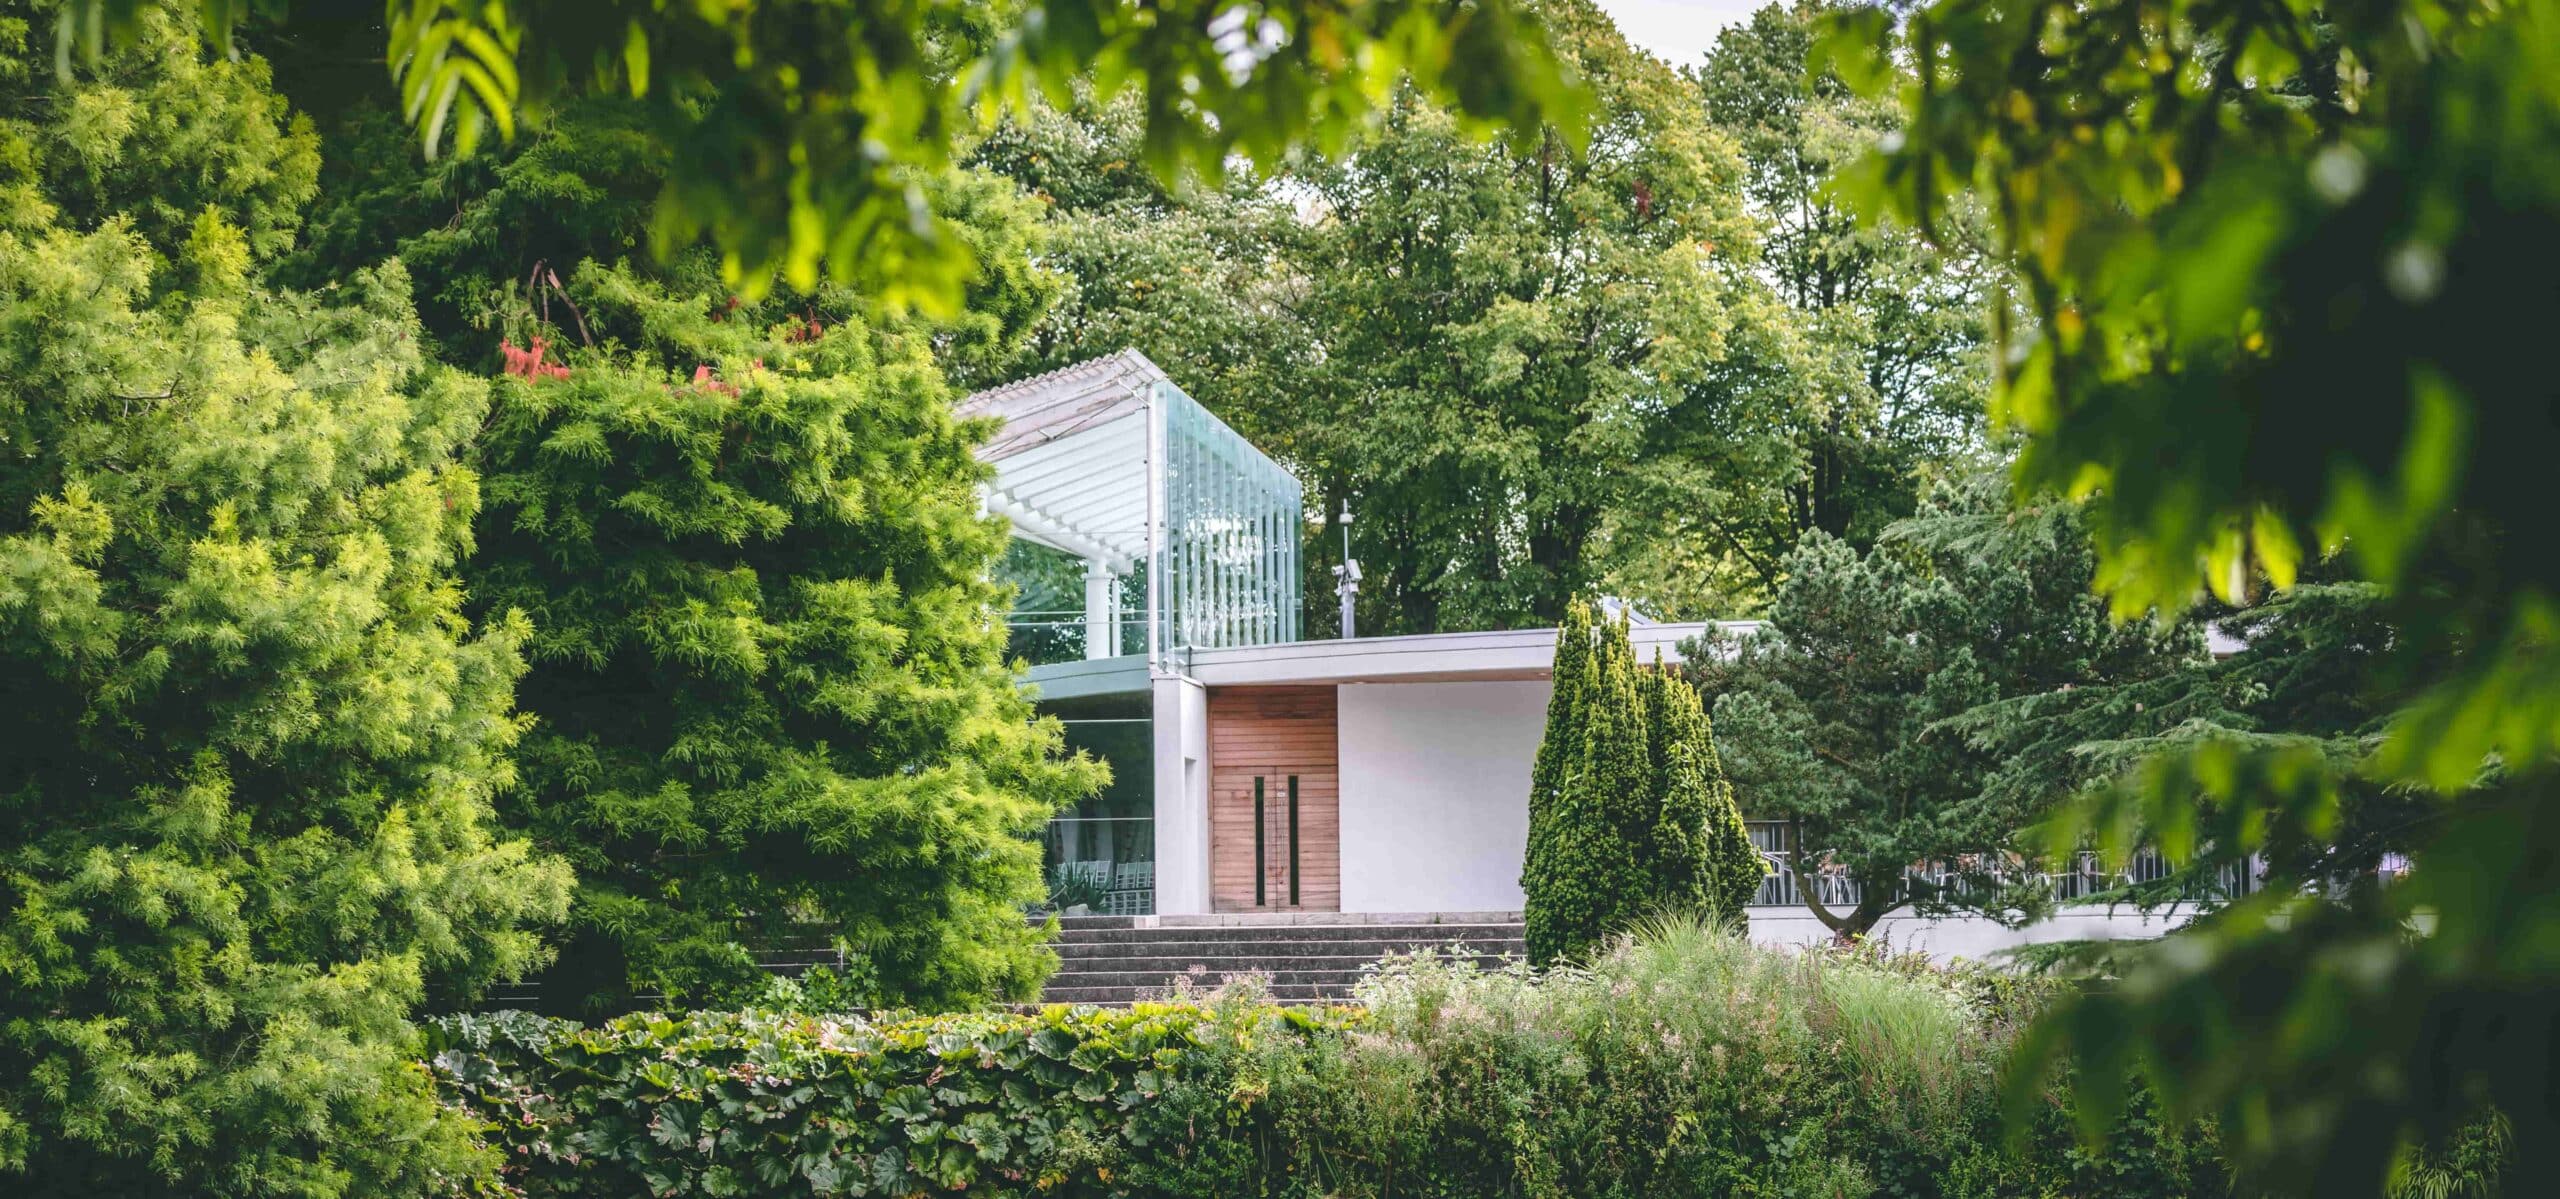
[1608,0,1990,618]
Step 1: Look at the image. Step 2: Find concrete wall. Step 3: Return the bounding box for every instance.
[1336,680,1552,913]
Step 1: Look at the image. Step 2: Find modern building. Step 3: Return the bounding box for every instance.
[967,352,2208,958]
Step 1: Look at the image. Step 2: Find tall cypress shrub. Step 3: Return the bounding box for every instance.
[1643,659,1712,913]
[1527,613,1655,964]
[1653,669,1766,921]
[1529,609,1767,962]
[1522,600,1594,961]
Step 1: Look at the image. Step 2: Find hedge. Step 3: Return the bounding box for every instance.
[428,925,2231,1198]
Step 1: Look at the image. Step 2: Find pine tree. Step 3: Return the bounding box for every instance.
[1687,475,2207,937]
[465,261,1104,1013]
[0,9,568,1193]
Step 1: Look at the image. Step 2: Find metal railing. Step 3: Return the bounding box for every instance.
[1743,822,2262,909]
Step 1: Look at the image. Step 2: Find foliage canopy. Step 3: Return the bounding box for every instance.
[73,0,1585,316]
[464,262,1104,1013]
[0,8,569,1192]
[1833,0,2560,1184]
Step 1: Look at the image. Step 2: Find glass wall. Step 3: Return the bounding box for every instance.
[1038,692,1154,915]
[1158,380,1302,656]
[989,377,1302,669]
[997,541,1150,667]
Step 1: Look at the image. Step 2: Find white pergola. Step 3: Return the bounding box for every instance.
[960,350,1303,664]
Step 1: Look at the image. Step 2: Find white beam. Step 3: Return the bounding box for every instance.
[984,488,1133,573]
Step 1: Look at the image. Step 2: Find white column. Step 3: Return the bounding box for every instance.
[1150,674,1213,914]
[1083,560,1119,659]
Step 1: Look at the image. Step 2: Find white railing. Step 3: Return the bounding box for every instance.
[1743,821,2261,909]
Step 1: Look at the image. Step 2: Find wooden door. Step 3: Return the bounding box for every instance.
[1208,686,1339,912]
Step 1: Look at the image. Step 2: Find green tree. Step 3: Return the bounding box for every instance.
[991,0,1766,634]
[1524,597,1597,877]
[1687,479,2203,938]
[1646,660,1766,921]
[1527,607,1760,962]
[1839,0,2560,1182]
[463,261,1104,1013]
[1525,614,1651,964]
[261,12,1098,1015]
[960,90,1312,402]
[75,0,1583,318]
[0,9,569,1193]
[1606,0,1989,617]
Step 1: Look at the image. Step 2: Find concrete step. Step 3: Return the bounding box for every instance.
[1056,937,1522,961]
[1052,952,1518,976]
[1037,912,1527,1007]
[1045,967,1381,989]
[1041,982,1363,1006]
[1050,923,1523,948]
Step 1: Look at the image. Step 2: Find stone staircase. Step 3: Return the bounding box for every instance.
[1040,911,1527,1006]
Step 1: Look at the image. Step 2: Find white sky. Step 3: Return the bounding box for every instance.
[1592,0,1768,68]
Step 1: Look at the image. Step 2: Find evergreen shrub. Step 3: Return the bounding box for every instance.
[1525,600,1765,965]
[431,924,2229,1198]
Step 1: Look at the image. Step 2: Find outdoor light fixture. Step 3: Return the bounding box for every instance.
[1332,501,1360,639]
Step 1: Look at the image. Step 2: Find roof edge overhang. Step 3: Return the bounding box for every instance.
[1015,623,1761,695]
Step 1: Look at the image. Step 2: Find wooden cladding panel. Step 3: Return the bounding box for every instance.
[1208,686,1340,912]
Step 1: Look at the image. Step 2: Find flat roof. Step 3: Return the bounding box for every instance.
[1021,621,1761,699]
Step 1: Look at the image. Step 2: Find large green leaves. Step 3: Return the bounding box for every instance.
[1838,0,2560,1185]
[81,0,1584,310]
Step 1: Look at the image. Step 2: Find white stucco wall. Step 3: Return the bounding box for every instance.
[1336,680,1552,913]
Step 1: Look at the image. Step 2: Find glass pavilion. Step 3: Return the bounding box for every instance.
[962,349,1304,669]
[960,350,1305,914]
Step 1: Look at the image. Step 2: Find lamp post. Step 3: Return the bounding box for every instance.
[1330,501,1360,639]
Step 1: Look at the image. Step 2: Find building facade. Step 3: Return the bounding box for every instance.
[970,353,2208,957]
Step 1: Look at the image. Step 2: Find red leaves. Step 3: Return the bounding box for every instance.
[501,336,570,382]
[688,360,764,396]
[690,364,737,396]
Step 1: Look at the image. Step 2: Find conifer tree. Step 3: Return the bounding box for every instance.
[1521,597,1596,960]
[1688,477,2205,937]
[1530,610,1767,961]
[0,9,569,1193]
[1588,615,1657,851]
[1640,659,1710,913]
[465,261,1104,1013]
[1526,611,1660,965]
[1674,679,1770,922]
